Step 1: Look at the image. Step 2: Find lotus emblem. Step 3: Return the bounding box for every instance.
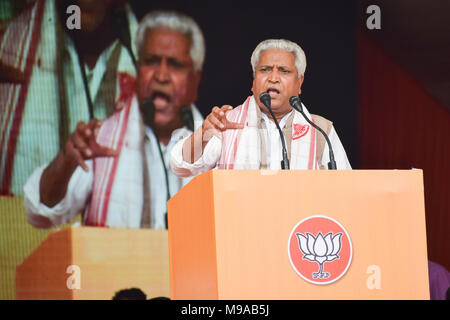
[295,232,342,279]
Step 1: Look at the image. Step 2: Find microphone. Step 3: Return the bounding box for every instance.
[179,106,195,132]
[289,96,337,170]
[113,6,137,70]
[259,92,290,170]
[139,99,195,229]
[140,98,155,128]
[139,98,169,229]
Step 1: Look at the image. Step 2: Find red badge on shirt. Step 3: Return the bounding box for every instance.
[292,124,309,140]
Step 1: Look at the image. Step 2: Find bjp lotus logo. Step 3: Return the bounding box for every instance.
[288,216,352,285]
[296,232,342,279]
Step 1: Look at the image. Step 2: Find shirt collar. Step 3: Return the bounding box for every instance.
[63,35,120,73]
[143,111,195,149]
[261,110,294,129]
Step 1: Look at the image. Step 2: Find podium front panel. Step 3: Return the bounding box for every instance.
[168,170,429,299]
[16,228,169,299]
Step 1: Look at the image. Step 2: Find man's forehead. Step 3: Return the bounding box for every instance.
[143,28,191,58]
[258,49,295,66]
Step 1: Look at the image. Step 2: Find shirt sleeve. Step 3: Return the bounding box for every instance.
[23,162,94,228]
[170,134,222,178]
[320,126,352,170]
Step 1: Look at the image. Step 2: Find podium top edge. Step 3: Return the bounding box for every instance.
[208,169,423,174]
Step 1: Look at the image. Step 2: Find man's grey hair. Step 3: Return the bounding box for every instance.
[250,39,306,78]
[135,10,205,72]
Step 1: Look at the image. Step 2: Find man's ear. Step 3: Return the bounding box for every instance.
[298,75,304,95]
[189,71,202,102]
[195,70,202,83]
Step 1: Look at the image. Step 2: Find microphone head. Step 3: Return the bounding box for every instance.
[259,92,271,109]
[289,95,299,107]
[289,95,302,112]
[140,98,155,128]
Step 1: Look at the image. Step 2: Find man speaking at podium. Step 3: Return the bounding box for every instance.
[23,11,205,229]
[171,39,351,176]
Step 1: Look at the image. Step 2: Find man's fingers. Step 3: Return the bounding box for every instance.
[76,121,87,131]
[219,105,234,126]
[219,105,242,130]
[212,106,221,113]
[76,121,93,139]
[202,105,240,143]
[70,147,89,171]
[77,157,89,172]
[65,131,90,171]
[71,133,92,158]
[78,119,102,139]
[72,119,115,159]
[207,113,226,129]
[225,121,244,130]
[211,106,224,119]
[220,105,233,112]
[217,105,233,118]
[209,105,234,129]
[89,119,103,137]
[88,119,102,130]
[94,145,118,158]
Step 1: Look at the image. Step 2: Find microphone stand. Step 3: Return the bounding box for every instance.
[289,96,337,170]
[259,92,290,170]
[140,99,171,229]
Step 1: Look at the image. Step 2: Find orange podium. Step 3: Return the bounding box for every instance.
[167,170,429,299]
[16,227,169,299]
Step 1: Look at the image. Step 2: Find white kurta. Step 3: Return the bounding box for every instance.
[24,105,203,229]
[8,0,139,194]
[171,97,351,177]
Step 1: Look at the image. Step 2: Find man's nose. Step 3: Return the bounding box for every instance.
[268,70,280,83]
[155,59,170,83]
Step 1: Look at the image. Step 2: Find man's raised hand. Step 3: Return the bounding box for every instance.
[202,105,244,142]
[64,119,118,171]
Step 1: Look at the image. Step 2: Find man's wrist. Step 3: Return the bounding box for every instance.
[58,149,79,174]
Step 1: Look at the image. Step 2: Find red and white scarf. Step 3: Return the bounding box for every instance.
[0,0,45,194]
[218,96,318,170]
[0,0,138,195]
[84,73,145,227]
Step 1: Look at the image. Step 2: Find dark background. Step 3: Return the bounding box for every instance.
[130,0,359,168]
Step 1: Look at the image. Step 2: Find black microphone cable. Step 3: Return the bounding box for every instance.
[74,5,136,121]
[289,95,337,170]
[119,8,195,227]
[112,6,137,70]
[75,48,95,120]
[140,99,171,229]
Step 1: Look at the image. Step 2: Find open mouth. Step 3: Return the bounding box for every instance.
[150,90,172,108]
[267,88,280,97]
